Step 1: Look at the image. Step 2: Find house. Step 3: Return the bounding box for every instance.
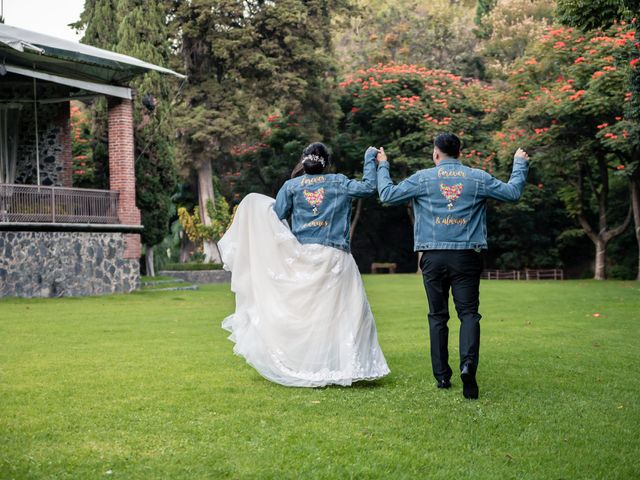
[0,24,184,297]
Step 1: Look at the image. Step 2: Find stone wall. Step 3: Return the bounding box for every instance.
[0,231,140,298]
[6,85,73,187]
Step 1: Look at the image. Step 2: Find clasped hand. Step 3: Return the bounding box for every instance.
[368,146,386,164]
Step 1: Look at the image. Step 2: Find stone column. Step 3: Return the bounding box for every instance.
[108,97,141,260]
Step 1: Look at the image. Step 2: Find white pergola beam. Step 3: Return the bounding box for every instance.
[5,64,132,99]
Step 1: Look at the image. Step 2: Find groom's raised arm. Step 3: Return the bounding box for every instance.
[377,158,422,205]
[343,146,378,198]
[480,150,529,202]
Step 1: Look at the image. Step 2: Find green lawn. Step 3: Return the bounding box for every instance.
[1,277,639,479]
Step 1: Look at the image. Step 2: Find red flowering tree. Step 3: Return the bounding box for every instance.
[337,64,499,178]
[497,23,637,279]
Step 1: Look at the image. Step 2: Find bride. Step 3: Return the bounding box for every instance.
[218,142,390,387]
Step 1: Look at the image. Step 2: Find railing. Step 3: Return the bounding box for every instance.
[0,183,119,224]
[481,269,564,280]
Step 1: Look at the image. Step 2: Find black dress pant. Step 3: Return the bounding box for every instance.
[420,250,483,381]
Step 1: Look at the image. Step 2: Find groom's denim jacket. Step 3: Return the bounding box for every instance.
[377,156,529,251]
[274,147,378,252]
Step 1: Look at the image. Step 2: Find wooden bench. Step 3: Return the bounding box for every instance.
[371,262,397,274]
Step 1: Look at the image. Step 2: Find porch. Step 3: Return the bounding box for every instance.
[0,24,183,297]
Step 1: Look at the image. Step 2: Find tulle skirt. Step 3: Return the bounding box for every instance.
[218,193,390,387]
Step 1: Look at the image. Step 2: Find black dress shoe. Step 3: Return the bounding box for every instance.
[460,364,479,399]
[437,379,451,389]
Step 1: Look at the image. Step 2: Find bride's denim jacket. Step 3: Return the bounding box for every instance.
[377,156,529,251]
[274,147,378,252]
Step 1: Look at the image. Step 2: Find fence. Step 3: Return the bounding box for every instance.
[0,183,119,224]
[481,269,564,280]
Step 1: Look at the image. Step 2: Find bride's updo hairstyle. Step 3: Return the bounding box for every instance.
[292,142,331,178]
[302,142,331,174]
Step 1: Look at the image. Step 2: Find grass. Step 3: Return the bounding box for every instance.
[1,277,639,479]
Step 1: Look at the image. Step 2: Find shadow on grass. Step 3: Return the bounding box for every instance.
[320,377,394,390]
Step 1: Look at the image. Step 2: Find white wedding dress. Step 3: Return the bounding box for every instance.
[218,193,390,387]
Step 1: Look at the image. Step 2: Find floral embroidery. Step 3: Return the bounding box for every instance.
[303,188,325,215]
[439,183,463,210]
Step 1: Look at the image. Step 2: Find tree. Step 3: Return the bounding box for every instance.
[477,0,556,79]
[338,64,499,181]
[497,24,635,279]
[474,0,498,38]
[170,0,348,263]
[557,0,640,279]
[556,0,640,30]
[70,102,97,188]
[334,0,484,78]
[229,113,308,198]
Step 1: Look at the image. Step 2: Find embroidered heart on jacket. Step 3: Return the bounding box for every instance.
[303,188,325,207]
[439,183,463,209]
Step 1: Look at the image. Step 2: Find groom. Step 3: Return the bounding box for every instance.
[376,133,529,399]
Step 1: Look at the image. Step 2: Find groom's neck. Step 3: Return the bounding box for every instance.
[435,155,456,166]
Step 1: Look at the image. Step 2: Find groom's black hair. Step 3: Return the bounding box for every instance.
[434,133,461,159]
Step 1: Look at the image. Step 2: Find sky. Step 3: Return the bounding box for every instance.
[2,0,85,42]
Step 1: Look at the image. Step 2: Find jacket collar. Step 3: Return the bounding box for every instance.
[437,157,462,166]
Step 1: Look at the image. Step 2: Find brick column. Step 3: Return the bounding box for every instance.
[108,97,141,260]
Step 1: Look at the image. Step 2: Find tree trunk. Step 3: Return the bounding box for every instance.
[179,232,196,263]
[579,210,631,281]
[350,199,363,241]
[594,239,606,280]
[197,159,222,263]
[576,159,631,280]
[145,245,155,277]
[631,177,640,281]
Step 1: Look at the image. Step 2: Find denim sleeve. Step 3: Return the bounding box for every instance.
[377,162,422,205]
[274,182,293,219]
[342,147,378,198]
[482,157,529,202]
